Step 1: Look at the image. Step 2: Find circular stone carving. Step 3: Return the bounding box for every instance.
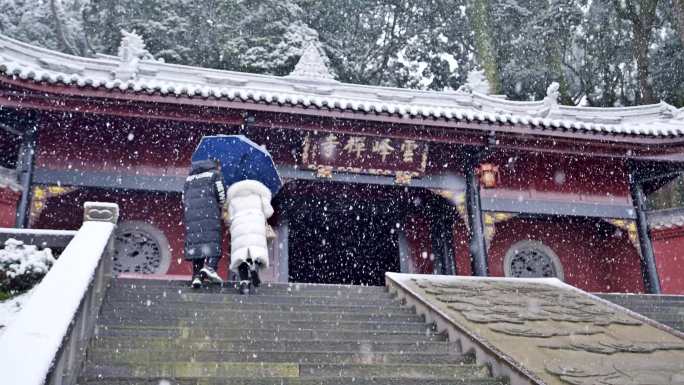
[503,240,564,280]
[112,221,171,274]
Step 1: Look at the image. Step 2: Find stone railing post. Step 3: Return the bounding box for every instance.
[0,202,119,385]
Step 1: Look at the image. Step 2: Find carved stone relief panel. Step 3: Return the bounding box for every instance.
[394,275,684,385]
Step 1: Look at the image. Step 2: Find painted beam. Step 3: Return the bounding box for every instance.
[33,167,637,220]
[33,166,466,193]
[33,168,187,193]
[480,197,636,219]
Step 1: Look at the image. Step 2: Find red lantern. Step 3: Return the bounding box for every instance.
[477,163,499,188]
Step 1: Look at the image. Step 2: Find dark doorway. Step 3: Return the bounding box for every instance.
[285,183,404,286]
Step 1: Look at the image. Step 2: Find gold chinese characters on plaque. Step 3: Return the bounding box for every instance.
[302,133,429,184]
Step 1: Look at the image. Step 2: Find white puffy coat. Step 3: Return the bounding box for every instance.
[227,180,274,271]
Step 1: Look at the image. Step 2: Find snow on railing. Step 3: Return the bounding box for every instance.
[0,202,119,385]
[0,228,78,251]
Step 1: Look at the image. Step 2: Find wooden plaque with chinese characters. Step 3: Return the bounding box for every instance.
[302,133,428,182]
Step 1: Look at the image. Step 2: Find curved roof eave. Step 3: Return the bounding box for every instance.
[0,33,683,140]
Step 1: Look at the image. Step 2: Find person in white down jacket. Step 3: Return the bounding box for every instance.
[226,179,274,294]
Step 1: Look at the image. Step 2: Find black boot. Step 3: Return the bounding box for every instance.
[191,260,203,289]
[237,262,251,295]
[251,261,262,288]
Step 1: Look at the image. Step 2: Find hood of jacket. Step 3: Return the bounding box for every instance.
[227,179,272,201]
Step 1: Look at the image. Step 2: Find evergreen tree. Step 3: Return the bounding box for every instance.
[0,0,681,108]
[612,0,659,104]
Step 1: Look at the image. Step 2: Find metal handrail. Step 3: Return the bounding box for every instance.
[0,202,119,385]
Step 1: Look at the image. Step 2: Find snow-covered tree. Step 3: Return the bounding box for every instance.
[0,0,89,55]
[0,0,681,107]
[0,239,55,294]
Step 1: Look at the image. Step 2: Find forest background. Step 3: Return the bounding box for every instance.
[1,0,683,206]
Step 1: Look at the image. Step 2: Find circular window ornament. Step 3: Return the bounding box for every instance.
[503,240,564,280]
[112,221,171,274]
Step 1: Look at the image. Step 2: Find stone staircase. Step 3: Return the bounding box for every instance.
[79,278,507,385]
[597,293,684,333]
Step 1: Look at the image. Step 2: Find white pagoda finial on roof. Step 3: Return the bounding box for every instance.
[287,44,336,82]
[113,30,155,81]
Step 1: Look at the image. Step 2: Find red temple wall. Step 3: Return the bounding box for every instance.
[485,217,645,293]
[453,217,472,276]
[35,115,630,200]
[651,228,684,294]
[0,188,19,227]
[35,115,213,176]
[30,188,235,277]
[404,214,433,274]
[485,152,630,198]
[23,114,662,292]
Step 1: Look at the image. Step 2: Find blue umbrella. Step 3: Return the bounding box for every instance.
[191,135,282,195]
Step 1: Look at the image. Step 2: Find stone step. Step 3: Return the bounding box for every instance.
[606,300,684,309]
[102,299,410,315]
[626,310,684,319]
[88,349,470,365]
[90,337,456,354]
[113,279,389,295]
[599,294,684,302]
[80,362,490,380]
[99,308,423,324]
[97,325,446,342]
[77,376,508,385]
[603,299,684,308]
[82,279,504,385]
[99,318,433,333]
[105,291,398,307]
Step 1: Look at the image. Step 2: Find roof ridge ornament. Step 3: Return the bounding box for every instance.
[113,30,156,81]
[287,44,337,83]
[540,82,560,118]
[661,101,684,119]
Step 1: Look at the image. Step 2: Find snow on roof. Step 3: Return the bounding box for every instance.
[0,33,683,138]
[0,167,21,192]
[648,208,684,230]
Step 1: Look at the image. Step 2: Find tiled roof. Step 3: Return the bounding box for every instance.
[0,167,21,192]
[1,33,683,138]
[648,208,684,229]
